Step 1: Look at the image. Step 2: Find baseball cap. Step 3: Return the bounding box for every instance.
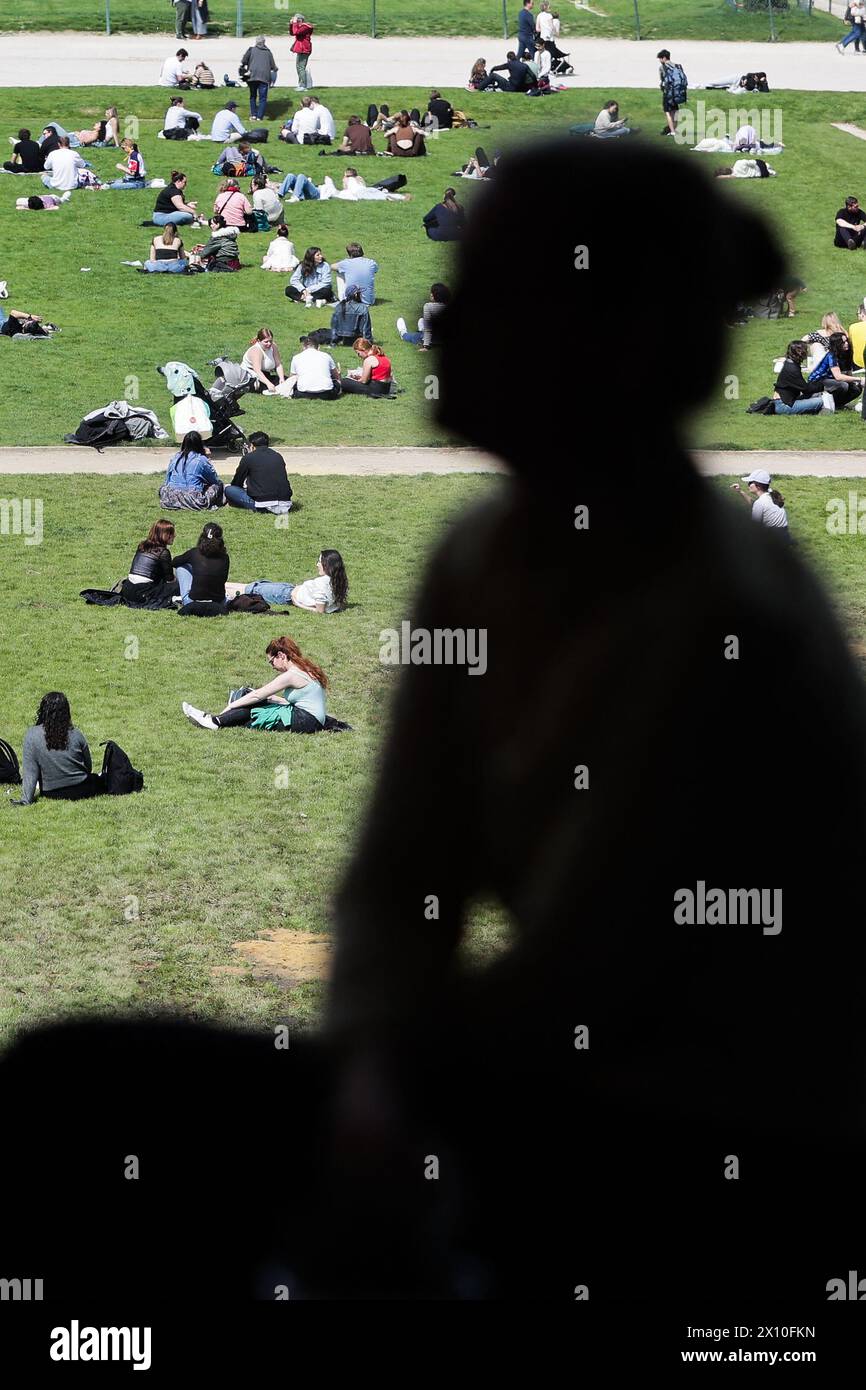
[742,469,771,486]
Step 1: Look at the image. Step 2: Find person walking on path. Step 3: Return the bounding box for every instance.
[837,2,866,52]
[291,14,315,91]
[241,36,278,122]
[516,0,536,61]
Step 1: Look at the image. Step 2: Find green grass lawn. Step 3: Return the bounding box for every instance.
[1,468,864,1049]
[0,0,841,41]
[3,85,866,450]
[0,471,510,1047]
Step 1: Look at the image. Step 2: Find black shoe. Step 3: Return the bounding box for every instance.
[660,127,673,136]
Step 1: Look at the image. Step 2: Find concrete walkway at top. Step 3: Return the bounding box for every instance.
[1,32,865,91]
[2,447,866,477]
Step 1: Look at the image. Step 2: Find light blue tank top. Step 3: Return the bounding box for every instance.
[285,680,326,725]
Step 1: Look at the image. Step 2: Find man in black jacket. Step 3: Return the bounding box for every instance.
[479,53,534,92]
[224,431,293,511]
[772,340,825,414]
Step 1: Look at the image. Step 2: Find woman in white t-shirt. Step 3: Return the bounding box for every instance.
[227,549,349,612]
[261,223,299,272]
[730,470,790,538]
[241,326,285,392]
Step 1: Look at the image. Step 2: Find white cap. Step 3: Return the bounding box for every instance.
[742,469,771,486]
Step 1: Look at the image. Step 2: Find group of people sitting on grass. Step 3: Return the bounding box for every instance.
[754,310,866,416]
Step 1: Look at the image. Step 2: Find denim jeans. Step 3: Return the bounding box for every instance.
[278,172,320,200]
[224,485,258,509]
[153,210,194,225]
[108,178,146,190]
[246,580,295,605]
[773,397,823,414]
[46,122,81,148]
[841,24,863,47]
[176,564,193,603]
[400,329,424,345]
[144,259,189,273]
[249,81,269,120]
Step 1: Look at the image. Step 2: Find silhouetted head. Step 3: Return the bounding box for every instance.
[437,138,785,470]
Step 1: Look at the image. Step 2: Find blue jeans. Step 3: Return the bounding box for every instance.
[224,484,258,509]
[176,564,193,604]
[46,122,81,147]
[278,172,320,200]
[245,580,294,604]
[153,210,194,225]
[108,178,146,190]
[773,396,823,414]
[144,259,189,273]
[249,81,269,120]
[400,329,423,345]
[841,24,863,47]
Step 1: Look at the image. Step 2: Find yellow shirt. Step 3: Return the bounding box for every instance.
[848,320,866,368]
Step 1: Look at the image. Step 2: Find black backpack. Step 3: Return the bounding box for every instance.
[99,740,144,795]
[0,737,21,784]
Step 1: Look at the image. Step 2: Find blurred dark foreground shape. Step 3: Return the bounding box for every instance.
[2,139,866,1302]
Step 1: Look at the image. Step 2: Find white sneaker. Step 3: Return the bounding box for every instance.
[837,42,846,54]
[0,280,7,299]
[396,315,408,336]
[182,701,218,730]
[315,298,326,307]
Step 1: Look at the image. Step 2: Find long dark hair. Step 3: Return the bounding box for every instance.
[138,519,176,555]
[36,691,73,751]
[319,548,348,607]
[828,331,854,374]
[178,430,205,460]
[301,246,322,280]
[197,522,226,557]
[753,481,786,509]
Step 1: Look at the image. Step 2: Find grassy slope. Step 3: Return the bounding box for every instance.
[1,470,864,1048]
[0,472,504,1045]
[1,0,841,40]
[3,86,866,450]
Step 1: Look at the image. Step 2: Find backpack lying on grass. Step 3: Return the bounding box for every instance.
[99,741,144,794]
[0,737,21,785]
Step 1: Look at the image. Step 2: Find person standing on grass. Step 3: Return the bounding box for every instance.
[290,14,315,91]
[657,49,687,137]
[241,36,278,122]
[517,0,536,61]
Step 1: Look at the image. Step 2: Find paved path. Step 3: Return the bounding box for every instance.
[3,447,866,477]
[1,33,865,91]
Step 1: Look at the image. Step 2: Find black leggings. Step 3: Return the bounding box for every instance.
[42,773,106,800]
[339,378,390,396]
[292,386,342,400]
[215,705,322,733]
[286,285,335,303]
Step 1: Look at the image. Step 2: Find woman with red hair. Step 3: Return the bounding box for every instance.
[182,635,328,732]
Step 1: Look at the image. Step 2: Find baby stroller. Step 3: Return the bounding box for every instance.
[157,361,247,453]
[547,41,574,78]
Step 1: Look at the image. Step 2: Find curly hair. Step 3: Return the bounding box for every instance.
[36,691,73,751]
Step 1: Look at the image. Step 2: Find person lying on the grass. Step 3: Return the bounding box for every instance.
[286,247,334,304]
[224,430,294,512]
[16,194,63,210]
[454,150,497,179]
[189,215,241,271]
[397,281,451,350]
[153,170,200,226]
[227,548,348,611]
[694,124,783,156]
[367,103,397,133]
[183,635,330,733]
[319,168,411,201]
[0,305,58,336]
[138,223,188,272]
[13,692,134,805]
[330,285,372,345]
[806,330,863,410]
[159,430,224,510]
[241,327,286,392]
[76,107,121,148]
[340,338,393,396]
[834,196,866,249]
[173,521,229,606]
[107,139,147,190]
[713,159,775,180]
[3,128,45,174]
[771,341,826,415]
[260,222,299,272]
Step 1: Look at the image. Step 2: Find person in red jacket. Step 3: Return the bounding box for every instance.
[290,14,314,91]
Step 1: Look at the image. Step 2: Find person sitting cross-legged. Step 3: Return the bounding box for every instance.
[771,341,827,415]
[835,196,866,250]
[224,432,294,512]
